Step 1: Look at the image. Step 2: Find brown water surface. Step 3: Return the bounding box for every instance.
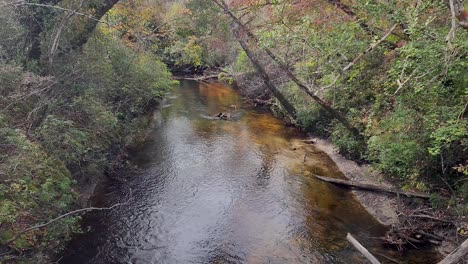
[61,81,438,263]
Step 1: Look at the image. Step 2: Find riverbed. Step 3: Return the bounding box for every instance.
[61,81,438,263]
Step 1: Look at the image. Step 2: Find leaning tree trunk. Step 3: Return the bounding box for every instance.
[326,0,378,37]
[233,27,297,119]
[67,0,120,50]
[213,0,362,139]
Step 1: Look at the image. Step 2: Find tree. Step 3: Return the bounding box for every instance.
[212,0,362,138]
[13,0,121,64]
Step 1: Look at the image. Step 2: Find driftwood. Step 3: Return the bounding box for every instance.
[346,233,381,264]
[3,202,125,246]
[313,174,431,199]
[438,238,468,264]
[384,205,457,250]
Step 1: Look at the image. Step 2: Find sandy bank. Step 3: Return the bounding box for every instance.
[308,136,399,226]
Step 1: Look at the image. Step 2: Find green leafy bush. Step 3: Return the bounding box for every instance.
[0,126,78,255]
[0,25,177,261]
[296,104,331,137]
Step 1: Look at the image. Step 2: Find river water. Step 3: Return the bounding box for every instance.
[61,81,438,263]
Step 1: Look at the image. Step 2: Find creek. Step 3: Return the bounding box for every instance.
[61,81,437,263]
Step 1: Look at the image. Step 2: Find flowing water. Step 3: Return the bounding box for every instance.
[61,81,438,263]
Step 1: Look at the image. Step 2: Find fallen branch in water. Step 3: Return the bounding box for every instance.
[3,183,133,247]
[2,202,125,246]
[313,174,431,199]
[173,74,219,81]
[346,233,381,264]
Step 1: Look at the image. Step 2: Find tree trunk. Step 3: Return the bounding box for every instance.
[67,0,120,50]
[213,0,362,139]
[22,0,121,63]
[326,0,398,48]
[437,238,468,264]
[313,174,431,199]
[233,28,297,118]
[346,233,382,264]
[448,0,468,30]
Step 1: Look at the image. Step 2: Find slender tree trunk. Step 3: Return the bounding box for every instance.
[67,0,120,50]
[213,0,362,138]
[346,233,382,264]
[327,0,376,36]
[19,0,62,62]
[233,27,297,118]
[447,0,468,30]
[22,0,120,63]
[326,0,398,48]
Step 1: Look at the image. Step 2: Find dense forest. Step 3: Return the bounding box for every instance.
[0,0,467,262]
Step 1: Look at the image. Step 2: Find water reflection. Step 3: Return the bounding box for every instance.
[61,81,438,264]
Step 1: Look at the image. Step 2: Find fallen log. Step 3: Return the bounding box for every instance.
[313,174,431,199]
[438,238,468,264]
[346,233,381,264]
[173,74,219,81]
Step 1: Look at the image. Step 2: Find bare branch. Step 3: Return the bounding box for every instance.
[2,201,128,246]
[343,24,398,72]
[12,1,106,24]
[49,0,86,62]
[446,0,457,47]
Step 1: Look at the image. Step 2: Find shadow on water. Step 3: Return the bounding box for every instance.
[60,81,439,264]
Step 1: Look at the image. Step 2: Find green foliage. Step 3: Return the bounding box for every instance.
[219,0,468,195]
[232,50,253,73]
[331,121,367,161]
[165,35,205,68]
[0,5,26,62]
[0,126,77,254]
[182,36,204,67]
[37,116,89,163]
[0,14,176,261]
[296,105,331,137]
[428,121,467,157]
[367,107,426,178]
[82,32,176,115]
